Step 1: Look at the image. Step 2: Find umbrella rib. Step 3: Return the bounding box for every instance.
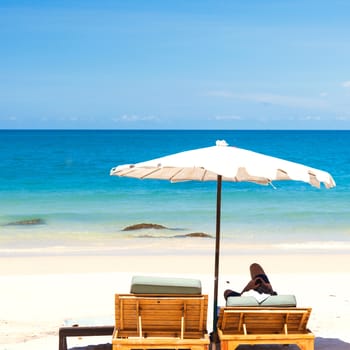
[200,168,207,181]
[169,168,187,181]
[308,171,321,188]
[139,167,163,179]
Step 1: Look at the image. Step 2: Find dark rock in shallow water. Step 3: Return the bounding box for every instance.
[174,232,213,238]
[122,223,168,231]
[5,218,46,226]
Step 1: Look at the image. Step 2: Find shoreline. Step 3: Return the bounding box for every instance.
[2,237,350,262]
[1,252,350,275]
[1,252,350,349]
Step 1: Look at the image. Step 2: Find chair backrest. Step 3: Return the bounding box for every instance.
[115,294,208,339]
[217,307,312,335]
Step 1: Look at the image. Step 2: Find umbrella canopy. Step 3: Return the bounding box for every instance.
[110,140,336,334]
[111,140,335,188]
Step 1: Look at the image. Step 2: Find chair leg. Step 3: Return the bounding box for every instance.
[220,341,239,350]
[296,339,315,350]
[58,331,67,350]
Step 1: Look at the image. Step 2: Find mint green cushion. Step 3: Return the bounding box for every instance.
[260,295,296,307]
[130,275,202,294]
[226,295,296,307]
[226,296,259,306]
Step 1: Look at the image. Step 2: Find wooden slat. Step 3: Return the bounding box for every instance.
[218,307,312,335]
[114,294,208,339]
[217,307,314,350]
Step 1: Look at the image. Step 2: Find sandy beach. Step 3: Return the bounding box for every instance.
[1,252,350,350]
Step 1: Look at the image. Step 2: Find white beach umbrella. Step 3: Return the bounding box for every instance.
[110,140,336,336]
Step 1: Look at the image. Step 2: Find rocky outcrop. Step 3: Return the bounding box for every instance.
[122,223,213,238]
[5,218,45,226]
[122,223,168,231]
[174,232,213,238]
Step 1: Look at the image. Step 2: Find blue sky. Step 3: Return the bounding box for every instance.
[1,0,350,129]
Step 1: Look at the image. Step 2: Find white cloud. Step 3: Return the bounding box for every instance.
[299,115,321,121]
[208,91,233,98]
[214,115,242,120]
[335,116,350,121]
[207,90,328,109]
[342,81,350,88]
[0,115,17,121]
[113,114,159,122]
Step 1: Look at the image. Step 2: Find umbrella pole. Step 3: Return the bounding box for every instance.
[212,175,222,342]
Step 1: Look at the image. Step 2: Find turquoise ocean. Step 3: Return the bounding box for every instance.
[0,130,349,257]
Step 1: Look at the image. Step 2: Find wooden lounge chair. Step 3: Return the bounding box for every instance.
[217,306,315,350]
[112,293,210,350]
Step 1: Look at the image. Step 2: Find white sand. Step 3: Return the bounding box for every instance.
[1,253,350,349]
